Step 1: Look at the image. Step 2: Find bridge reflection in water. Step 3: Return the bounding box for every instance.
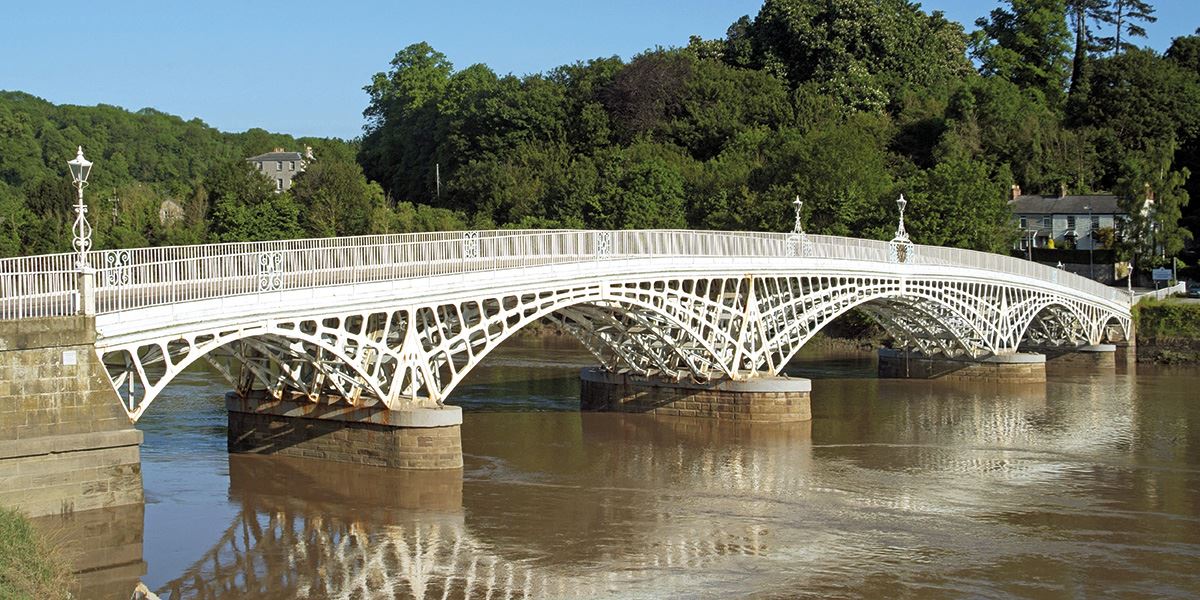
[154,415,810,600]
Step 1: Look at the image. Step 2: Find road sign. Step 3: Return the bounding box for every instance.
[1152,267,1172,281]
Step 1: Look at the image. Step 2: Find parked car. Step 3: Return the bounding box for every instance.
[1188,282,1200,298]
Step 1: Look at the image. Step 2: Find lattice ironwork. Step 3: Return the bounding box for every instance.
[98,269,1131,422]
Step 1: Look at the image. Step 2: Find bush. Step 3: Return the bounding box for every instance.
[1133,299,1200,340]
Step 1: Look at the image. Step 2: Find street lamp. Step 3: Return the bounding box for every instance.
[888,194,913,263]
[792,196,804,235]
[1084,204,1094,280]
[67,146,93,269]
[894,194,909,241]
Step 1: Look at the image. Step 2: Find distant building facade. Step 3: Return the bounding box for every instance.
[247,146,313,192]
[1009,186,1127,252]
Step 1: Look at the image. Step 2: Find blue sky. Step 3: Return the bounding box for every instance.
[1,1,1196,140]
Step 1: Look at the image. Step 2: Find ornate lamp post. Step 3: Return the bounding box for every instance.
[787,195,813,257]
[67,146,96,315]
[889,194,914,263]
[67,146,93,269]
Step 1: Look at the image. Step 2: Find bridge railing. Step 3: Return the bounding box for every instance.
[0,229,1126,320]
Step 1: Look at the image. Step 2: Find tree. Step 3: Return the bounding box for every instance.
[971,0,1073,106]
[1114,141,1191,265]
[205,160,301,242]
[289,160,385,237]
[749,0,970,111]
[359,43,454,202]
[1095,0,1157,55]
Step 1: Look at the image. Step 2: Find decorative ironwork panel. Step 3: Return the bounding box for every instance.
[102,250,132,286]
[595,232,613,257]
[786,233,814,258]
[462,231,480,259]
[888,239,915,264]
[257,252,283,291]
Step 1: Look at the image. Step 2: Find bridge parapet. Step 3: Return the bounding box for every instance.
[1,229,1128,320]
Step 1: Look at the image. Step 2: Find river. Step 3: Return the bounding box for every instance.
[64,337,1200,598]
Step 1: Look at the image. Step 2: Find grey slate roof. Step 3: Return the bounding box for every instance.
[1009,194,1123,215]
[247,151,303,162]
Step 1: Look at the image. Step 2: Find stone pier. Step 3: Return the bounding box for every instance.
[226,393,463,470]
[877,348,1046,383]
[0,317,143,517]
[1031,344,1118,369]
[579,368,811,422]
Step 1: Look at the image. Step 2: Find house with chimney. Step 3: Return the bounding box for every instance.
[1009,184,1129,252]
[247,146,314,193]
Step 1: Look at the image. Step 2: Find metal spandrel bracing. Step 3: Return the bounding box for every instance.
[0,229,1130,421]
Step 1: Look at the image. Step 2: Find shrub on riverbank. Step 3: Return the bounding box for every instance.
[1134,299,1200,363]
[0,507,73,600]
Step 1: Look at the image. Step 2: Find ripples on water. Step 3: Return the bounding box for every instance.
[113,339,1200,598]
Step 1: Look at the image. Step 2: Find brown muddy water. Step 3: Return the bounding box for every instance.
[45,337,1200,598]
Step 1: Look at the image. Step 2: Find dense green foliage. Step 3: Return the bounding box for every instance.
[1,0,1196,274]
[1134,298,1200,340]
[0,507,73,600]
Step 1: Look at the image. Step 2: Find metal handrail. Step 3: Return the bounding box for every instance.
[0,229,1128,320]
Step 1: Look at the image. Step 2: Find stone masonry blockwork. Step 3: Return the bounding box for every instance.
[579,369,812,423]
[0,317,143,517]
[227,397,463,470]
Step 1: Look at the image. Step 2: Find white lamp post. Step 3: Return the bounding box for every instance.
[67,146,93,269]
[67,146,96,315]
[792,196,804,235]
[888,194,914,263]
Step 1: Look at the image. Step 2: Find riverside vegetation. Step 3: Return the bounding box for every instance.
[1133,298,1200,363]
[0,0,1196,275]
[0,507,73,600]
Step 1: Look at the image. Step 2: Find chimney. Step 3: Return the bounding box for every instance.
[1011,184,1022,200]
[1059,182,1068,198]
[305,145,314,160]
[273,147,284,153]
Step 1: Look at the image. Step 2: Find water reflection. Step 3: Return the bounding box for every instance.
[126,342,1200,599]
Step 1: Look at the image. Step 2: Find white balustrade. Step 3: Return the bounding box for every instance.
[0,229,1127,320]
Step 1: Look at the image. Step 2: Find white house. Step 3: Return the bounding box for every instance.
[1009,186,1126,251]
[247,146,313,193]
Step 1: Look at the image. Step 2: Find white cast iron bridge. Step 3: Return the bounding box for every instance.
[0,229,1131,421]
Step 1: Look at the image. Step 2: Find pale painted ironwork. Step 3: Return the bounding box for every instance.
[888,194,915,264]
[102,250,131,287]
[67,146,93,270]
[0,229,1131,421]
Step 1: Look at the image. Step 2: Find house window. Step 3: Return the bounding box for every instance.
[1041,216,1051,228]
[1092,215,1100,230]
[1067,216,1076,230]
[1019,216,1028,228]
[256,161,262,170]
[276,178,283,191]
[277,161,283,171]
[290,161,296,171]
